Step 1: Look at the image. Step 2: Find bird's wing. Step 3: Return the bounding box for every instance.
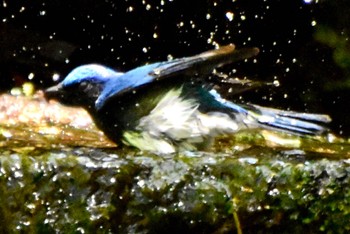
[95,44,259,110]
[148,44,259,79]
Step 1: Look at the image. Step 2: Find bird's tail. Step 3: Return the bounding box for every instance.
[243,104,331,135]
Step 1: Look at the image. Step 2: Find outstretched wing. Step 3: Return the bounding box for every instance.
[148,45,259,79]
[95,44,259,110]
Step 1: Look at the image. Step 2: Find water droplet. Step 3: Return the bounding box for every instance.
[273,80,280,87]
[225,12,234,21]
[52,73,60,81]
[167,54,174,61]
[28,73,34,80]
[303,0,315,4]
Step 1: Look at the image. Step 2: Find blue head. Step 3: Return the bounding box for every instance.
[45,64,123,110]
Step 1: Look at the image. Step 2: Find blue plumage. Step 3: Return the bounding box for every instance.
[63,64,123,86]
[95,62,164,109]
[45,44,331,153]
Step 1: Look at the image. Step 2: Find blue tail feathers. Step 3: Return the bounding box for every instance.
[208,88,330,136]
[244,104,331,135]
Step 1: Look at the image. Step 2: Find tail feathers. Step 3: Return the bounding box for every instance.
[245,104,331,136]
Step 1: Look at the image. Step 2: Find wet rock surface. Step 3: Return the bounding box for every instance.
[0,93,349,233]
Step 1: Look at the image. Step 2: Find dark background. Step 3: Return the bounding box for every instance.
[1,0,349,136]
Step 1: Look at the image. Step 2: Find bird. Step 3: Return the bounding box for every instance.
[45,44,331,154]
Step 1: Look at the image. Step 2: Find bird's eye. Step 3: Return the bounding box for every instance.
[80,81,88,87]
[79,81,93,91]
[79,80,96,94]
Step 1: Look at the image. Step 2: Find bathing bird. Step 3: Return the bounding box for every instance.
[45,44,331,153]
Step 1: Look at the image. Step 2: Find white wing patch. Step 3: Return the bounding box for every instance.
[124,87,240,153]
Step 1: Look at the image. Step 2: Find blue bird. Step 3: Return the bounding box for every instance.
[45,44,331,153]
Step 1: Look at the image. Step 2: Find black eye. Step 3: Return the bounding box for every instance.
[79,81,98,95]
[80,81,88,88]
[79,81,94,92]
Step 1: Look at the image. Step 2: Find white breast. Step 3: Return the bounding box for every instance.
[123,87,242,153]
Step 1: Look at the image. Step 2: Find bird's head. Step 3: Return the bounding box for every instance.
[45,64,123,110]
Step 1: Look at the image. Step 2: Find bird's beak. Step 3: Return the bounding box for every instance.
[44,83,64,101]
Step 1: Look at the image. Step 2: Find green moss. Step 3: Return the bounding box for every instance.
[0,145,350,233]
[0,95,349,233]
